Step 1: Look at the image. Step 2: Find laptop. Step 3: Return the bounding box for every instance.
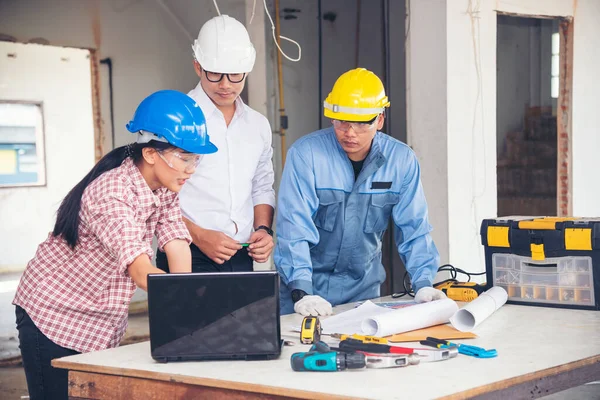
[147,271,282,362]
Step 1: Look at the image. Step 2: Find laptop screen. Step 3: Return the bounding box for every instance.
[147,271,281,361]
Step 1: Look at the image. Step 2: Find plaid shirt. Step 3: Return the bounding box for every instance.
[13,158,191,353]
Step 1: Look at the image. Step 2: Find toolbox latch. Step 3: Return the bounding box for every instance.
[530,243,545,261]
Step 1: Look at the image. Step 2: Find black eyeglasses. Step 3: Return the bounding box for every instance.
[204,70,246,83]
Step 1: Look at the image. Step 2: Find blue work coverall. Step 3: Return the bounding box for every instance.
[274,128,440,315]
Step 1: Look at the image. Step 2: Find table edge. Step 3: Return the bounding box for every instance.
[53,355,600,400]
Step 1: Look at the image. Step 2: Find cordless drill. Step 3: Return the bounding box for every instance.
[434,281,487,302]
[290,341,365,372]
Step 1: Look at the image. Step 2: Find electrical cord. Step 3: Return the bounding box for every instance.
[212,0,301,62]
[391,270,415,299]
[391,264,486,298]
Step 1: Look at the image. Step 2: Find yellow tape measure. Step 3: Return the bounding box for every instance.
[300,316,321,344]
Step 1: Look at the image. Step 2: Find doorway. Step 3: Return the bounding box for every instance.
[496,15,572,217]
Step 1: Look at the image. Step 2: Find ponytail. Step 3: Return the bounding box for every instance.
[53,140,172,248]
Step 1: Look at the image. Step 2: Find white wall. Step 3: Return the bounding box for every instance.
[0,42,95,267]
[409,0,600,277]
[570,0,600,216]
[445,0,498,277]
[406,0,450,267]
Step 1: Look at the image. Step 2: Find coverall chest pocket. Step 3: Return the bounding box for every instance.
[314,190,344,232]
[364,193,399,233]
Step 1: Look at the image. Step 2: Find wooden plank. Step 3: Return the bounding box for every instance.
[439,355,600,400]
[68,371,294,400]
[67,371,358,400]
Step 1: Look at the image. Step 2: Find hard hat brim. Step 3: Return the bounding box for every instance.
[184,141,218,155]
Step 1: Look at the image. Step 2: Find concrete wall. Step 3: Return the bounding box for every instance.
[0,0,245,151]
[409,0,600,277]
[3,0,598,282]
[267,0,409,290]
[270,0,406,150]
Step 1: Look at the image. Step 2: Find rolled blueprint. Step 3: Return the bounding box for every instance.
[450,286,508,332]
[361,298,459,337]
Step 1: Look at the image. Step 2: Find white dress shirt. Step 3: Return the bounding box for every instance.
[179,82,276,242]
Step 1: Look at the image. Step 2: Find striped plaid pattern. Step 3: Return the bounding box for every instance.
[13,158,191,353]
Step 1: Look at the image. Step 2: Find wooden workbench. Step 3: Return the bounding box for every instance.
[53,299,600,400]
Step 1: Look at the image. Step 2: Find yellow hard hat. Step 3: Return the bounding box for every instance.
[323,68,390,122]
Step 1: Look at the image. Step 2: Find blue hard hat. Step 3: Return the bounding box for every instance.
[126,90,217,154]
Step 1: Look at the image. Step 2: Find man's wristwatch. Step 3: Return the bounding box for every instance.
[291,289,307,303]
[255,225,273,236]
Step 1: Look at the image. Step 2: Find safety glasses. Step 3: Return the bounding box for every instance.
[157,150,202,173]
[204,70,246,84]
[332,117,378,134]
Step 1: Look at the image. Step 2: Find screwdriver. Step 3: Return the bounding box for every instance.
[330,333,388,344]
[339,338,415,355]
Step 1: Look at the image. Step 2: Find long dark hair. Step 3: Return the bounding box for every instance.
[53,140,173,248]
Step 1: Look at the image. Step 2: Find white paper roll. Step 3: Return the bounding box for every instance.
[450,286,508,332]
[361,298,459,337]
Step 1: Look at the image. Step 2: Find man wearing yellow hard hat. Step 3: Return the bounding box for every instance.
[274,68,445,316]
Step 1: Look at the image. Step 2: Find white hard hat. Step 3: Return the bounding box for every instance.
[192,15,256,74]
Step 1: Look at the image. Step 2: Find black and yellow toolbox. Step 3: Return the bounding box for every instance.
[481,217,600,310]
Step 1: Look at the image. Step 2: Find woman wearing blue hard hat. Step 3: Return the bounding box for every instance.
[12,90,216,400]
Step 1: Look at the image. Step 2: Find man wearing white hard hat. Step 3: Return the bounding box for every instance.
[157,15,276,273]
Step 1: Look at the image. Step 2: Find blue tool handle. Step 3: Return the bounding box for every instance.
[456,345,498,358]
[456,343,486,352]
[425,337,497,358]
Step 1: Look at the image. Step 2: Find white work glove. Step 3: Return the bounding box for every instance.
[294,295,333,316]
[414,287,447,303]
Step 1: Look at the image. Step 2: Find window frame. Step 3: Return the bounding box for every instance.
[0,100,47,188]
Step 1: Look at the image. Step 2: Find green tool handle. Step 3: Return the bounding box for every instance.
[291,351,339,371]
[290,351,365,372]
